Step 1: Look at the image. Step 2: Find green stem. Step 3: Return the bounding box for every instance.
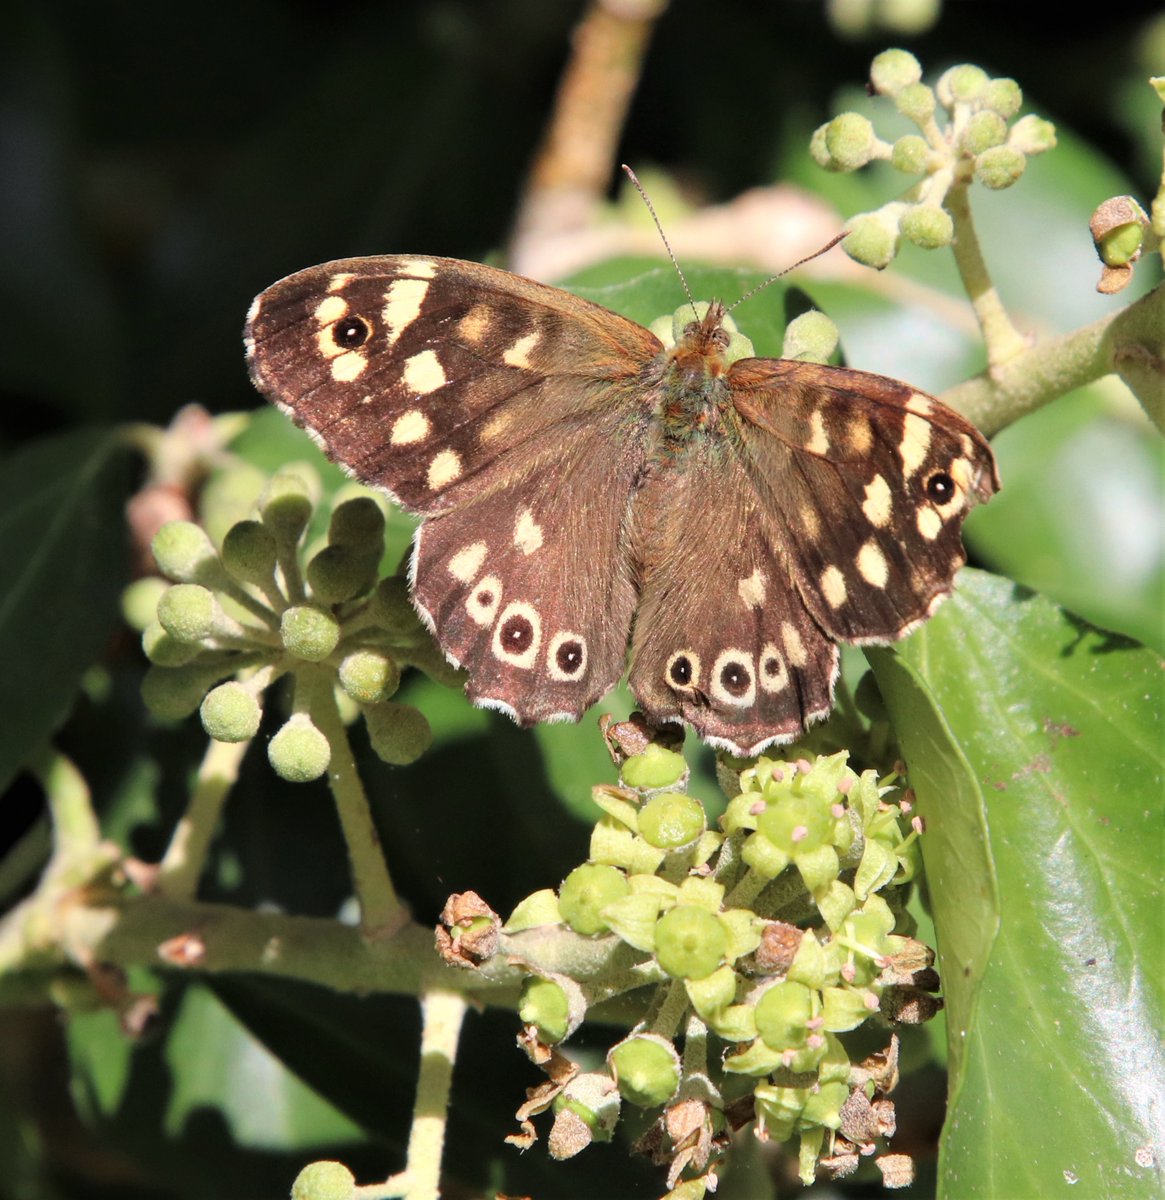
[31,748,100,857]
[645,977,691,1040]
[383,988,469,1200]
[156,736,251,900]
[311,671,405,937]
[946,183,1029,371]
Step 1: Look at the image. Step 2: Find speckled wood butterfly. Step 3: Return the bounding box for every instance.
[245,255,998,756]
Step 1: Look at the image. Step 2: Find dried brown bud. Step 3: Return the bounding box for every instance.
[434,891,499,968]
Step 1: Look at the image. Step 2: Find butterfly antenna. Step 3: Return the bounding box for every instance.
[621,164,697,316]
[727,230,848,314]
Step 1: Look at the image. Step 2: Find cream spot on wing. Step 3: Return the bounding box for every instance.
[331,352,367,382]
[513,508,543,555]
[807,408,830,455]
[502,331,540,369]
[959,433,974,457]
[382,278,429,345]
[848,414,874,455]
[402,349,446,395]
[948,456,973,495]
[316,328,344,359]
[758,643,788,693]
[327,272,355,293]
[917,507,943,540]
[448,541,488,583]
[492,601,541,669]
[906,392,933,416]
[427,449,462,490]
[390,409,431,445]
[547,631,588,682]
[458,304,491,344]
[738,567,766,609]
[710,649,757,708]
[314,295,348,324]
[465,574,501,625]
[398,258,436,279]
[781,622,807,668]
[858,540,889,587]
[862,474,893,528]
[900,413,931,478]
[480,408,514,443]
[821,565,848,608]
[800,504,822,539]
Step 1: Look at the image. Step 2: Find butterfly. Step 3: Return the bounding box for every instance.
[245,255,998,756]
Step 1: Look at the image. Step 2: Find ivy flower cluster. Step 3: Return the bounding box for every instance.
[497,745,937,1194]
[124,462,458,778]
[810,48,1056,268]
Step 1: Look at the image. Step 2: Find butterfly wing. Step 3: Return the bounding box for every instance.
[626,356,998,756]
[727,358,999,643]
[247,255,664,723]
[628,441,840,755]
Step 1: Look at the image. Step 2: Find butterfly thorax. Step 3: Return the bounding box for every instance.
[654,301,737,443]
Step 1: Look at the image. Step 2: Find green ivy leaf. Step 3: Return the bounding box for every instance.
[875,569,1163,1199]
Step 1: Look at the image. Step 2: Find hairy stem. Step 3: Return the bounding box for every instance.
[946,183,1028,371]
[311,671,405,937]
[156,736,251,899]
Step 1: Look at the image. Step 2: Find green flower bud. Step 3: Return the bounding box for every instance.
[151,521,222,586]
[654,905,726,981]
[961,110,1008,155]
[221,520,278,586]
[753,1082,806,1141]
[328,496,386,551]
[936,63,988,108]
[754,979,814,1051]
[122,577,169,632]
[757,793,832,856]
[890,133,930,174]
[843,212,900,269]
[291,1160,355,1200]
[1097,222,1145,268]
[550,1073,621,1156]
[259,469,315,546]
[519,976,572,1043]
[142,621,202,667]
[894,81,936,125]
[338,649,401,704]
[363,701,432,765]
[306,544,376,604]
[1008,114,1056,155]
[900,204,954,249]
[200,681,261,743]
[974,145,1026,189]
[638,792,705,850]
[620,743,686,790]
[821,984,879,1031]
[505,888,561,932]
[558,863,629,936]
[281,605,340,661]
[268,714,330,782]
[869,48,922,96]
[156,584,216,644]
[609,1034,681,1107]
[781,310,839,364]
[982,77,1022,119]
[370,575,418,633]
[823,113,878,171]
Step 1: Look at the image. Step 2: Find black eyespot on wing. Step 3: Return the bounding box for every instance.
[925,471,955,504]
[719,660,752,697]
[500,613,534,654]
[333,317,371,348]
[669,655,693,686]
[555,639,584,675]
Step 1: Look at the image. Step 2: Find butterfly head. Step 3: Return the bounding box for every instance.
[650,301,755,367]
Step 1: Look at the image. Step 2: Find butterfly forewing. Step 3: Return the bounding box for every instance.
[728,359,999,644]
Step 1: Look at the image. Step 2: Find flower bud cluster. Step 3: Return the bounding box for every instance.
[810,49,1055,268]
[506,747,932,1187]
[129,463,458,781]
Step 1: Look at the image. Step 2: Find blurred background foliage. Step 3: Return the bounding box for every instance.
[1,2,1162,1198]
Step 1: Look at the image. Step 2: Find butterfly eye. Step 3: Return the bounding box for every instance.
[710,328,731,351]
[332,317,371,348]
[925,471,956,504]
